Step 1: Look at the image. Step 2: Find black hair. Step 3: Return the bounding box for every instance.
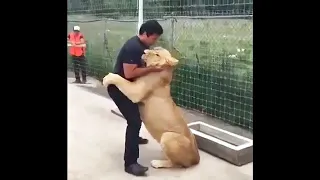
[139,20,163,36]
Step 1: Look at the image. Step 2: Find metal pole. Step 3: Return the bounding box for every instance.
[137,0,143,34]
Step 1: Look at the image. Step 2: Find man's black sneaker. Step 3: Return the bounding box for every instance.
[72,79,81,84]
[124,163,148,176]
[137,163,148,171]
[139,137,148,144]
[81,79,87,84]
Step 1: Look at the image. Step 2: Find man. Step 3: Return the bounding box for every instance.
[67,25,87,84]
[107,20,164,176]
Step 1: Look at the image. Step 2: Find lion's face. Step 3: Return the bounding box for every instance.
[142,47,179,67]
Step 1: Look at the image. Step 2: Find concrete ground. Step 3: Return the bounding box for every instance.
[67,75,253,180]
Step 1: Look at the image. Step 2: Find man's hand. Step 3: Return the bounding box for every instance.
[74,44,86,47]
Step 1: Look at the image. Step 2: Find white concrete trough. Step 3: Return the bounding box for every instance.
[188,121,253,166]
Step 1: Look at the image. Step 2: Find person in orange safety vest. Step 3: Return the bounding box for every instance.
[68,25,87,83]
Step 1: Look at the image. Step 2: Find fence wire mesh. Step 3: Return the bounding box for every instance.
[67,0,253,131]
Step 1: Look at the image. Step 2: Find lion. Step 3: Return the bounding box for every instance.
[103,47,200,169]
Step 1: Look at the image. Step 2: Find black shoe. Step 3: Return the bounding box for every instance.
[72,79,81,84]
[124,163,148,176]
[139,137,148,145]
[137,163,149,171]
[81,79,87,84]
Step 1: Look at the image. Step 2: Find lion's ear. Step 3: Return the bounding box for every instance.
[144,49,152,54]
[153,46,164,50]
[165,58,173,66]
[164,56,179,66]
[145,49,158,55]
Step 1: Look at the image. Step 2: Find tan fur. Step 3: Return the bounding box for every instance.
[103,47,200,169]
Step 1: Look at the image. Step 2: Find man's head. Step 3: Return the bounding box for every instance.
[142,47,179,67]
[73,26,80,35]
[138,20,163,47]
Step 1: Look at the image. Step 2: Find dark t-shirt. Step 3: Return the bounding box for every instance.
[113,36,149,81]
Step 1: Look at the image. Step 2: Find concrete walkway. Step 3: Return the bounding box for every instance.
[67,78,253,180]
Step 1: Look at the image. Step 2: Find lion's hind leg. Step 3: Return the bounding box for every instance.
[151,132,199,169]
[150,159,176,169]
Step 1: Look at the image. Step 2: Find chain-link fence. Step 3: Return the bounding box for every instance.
[67,0,253,131]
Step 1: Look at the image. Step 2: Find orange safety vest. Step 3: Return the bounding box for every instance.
[68,32,86,57]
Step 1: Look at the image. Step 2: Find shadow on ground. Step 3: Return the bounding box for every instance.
[78,85,111,100]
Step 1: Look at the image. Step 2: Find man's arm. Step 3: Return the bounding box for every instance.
[67,34,86,45]
[123,64,154,79]
[74,35,85,45]
[73,36,86,47]
[123,48,161,79]
[76,37,86,47]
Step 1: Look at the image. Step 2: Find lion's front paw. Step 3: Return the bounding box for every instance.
[102,73,115,86]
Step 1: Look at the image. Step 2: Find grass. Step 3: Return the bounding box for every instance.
[67,15,253,130]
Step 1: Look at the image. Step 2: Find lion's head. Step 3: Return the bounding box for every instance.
[142,47,179,67]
